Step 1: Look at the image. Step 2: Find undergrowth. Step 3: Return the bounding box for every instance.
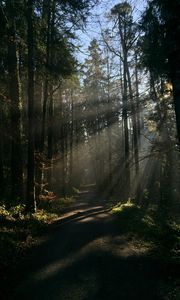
[112,200,180,300]
[0,195,76,295]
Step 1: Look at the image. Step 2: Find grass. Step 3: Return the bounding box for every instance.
[112,200,180,300]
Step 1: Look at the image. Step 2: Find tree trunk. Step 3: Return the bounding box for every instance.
[47,84,54,159]
[135,53,141,136]
[0,98,4,195]
[69,90,74,188]
[40,0,51,152]
[122,58,131,197]
[7,7,23,202]
[26,0,36,212]
[126,59,139,174]
[47,0,56,159]
[117,14,131,197]
[34,80,43,151]
[122,59,129,157]
[106,49,112,188]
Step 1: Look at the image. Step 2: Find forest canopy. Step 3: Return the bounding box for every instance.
[0,0,179,209]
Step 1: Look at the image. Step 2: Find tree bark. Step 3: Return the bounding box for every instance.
[34,80,43,151]
[47,84,54,159]
[126,59,139,173]
[40,0,51,152]
[69,90,74,188]
[0,98,4,195]
[47,0,56,159]
[7,5,23,201]
[106,48,112,188]
[135,53,141,136]
[26,0,36,212]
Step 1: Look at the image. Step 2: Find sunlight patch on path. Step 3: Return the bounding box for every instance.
[33,235,148,283]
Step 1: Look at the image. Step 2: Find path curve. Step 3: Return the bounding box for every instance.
[11,189,163,300]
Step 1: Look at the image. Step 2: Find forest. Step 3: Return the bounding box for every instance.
[0,0,180,299]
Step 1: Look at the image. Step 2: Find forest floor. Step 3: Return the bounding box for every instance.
[1,185,180,300]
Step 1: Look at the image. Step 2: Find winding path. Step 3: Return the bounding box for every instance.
[12,187,164,300]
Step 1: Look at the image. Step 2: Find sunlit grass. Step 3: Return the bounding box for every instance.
[112,199,136,213]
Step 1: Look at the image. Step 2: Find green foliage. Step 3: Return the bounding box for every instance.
[38,196,75,214]
[0,194,76,267]
[112,201,180,263]
[0,204,25,219]
[112,201,180,299]
[140,0,180,79]
[0,203,56,286]
[84,38,106,92]
[0,193,78,290]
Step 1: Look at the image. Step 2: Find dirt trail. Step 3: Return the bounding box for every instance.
[11,186,164,300]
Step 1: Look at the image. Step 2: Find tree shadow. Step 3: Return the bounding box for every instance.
[8,205,175,300]
[13,247,164,300]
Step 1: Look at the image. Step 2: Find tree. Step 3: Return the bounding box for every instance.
[0,0,99,208]
[40,0,98,154]
[0,97,4,196]
[26,0,36,212]
[111,1,140,196]
[83,39,107,187]
[140,0,180,143]
[7,0,23,202]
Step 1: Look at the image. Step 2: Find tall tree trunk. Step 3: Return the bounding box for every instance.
[41,80,49,152]
[47,0,55,159]
[47,84,53,159]
[34,80,43,151]
[7,6,23,201]
[26,0,36,212]
[59,89,66,196]
[126,60,139,173]
[118,18,129,160]
[40,0,51,152]
[0,98,4,195]
[118,14,131,197]
[122,58,130,197]
[106,49,112,189]
[69,90,74,188]
[135,52,141,136]
[122,57,129,157]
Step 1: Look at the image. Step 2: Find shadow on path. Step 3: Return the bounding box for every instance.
[9,202,166,300]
